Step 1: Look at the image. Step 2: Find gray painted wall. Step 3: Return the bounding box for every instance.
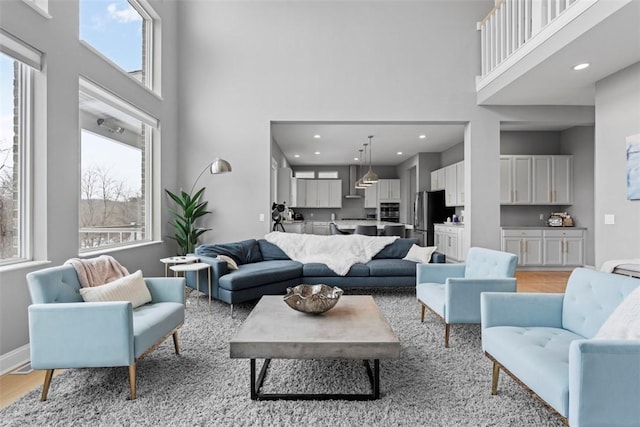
[501,131,562,154]
[594,62,640,267]
[440,142,465,166]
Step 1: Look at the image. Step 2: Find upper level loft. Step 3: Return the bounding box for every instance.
[476,0,640,106]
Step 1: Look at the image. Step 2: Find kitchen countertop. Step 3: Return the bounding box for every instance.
[333,220,414,230]
[501,226,587,230]
[435,222,465,227]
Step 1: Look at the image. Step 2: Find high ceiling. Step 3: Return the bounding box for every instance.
[272,122,466,167]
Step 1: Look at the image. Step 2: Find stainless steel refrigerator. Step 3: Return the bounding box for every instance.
[412,190,454,246]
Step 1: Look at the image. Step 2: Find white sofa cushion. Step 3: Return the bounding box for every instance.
[403,245,437,263]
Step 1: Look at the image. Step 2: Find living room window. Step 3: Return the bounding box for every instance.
[0,34,41,266]
[79,79,157,252]
[79,0,155,89]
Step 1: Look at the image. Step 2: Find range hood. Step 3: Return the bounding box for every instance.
[344,165,363,199]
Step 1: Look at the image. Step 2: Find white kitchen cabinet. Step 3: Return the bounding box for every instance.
[532,156,573,205]
[364,184,377,208]
[501,229,543,266]
[500,156,533,204]
[434,224,465,262]
[431,168,445,191]
[378,179,401,201]
[277,168,300,207]
[310,221,330,235]
[291,179,307,208]
[455,161,465,206]
[300,179,342,208]
[444,164,457,207]
[284,222,304,233]
[502,228,584,267]
[542,229,584,266]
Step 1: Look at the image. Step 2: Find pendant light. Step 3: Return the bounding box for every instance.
[357,144,372,188]
[355,148,368,189]
[362,135,379,184]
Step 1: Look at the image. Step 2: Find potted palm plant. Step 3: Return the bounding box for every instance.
[165,187,211,255]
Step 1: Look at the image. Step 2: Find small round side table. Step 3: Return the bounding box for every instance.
[169,262,212,309]
[160,256,199,277]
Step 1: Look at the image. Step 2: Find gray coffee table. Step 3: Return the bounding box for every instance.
[229,295,400,400]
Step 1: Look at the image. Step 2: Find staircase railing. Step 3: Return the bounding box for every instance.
[478,0,582,79]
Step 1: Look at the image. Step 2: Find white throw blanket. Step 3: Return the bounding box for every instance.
[600,259,640,273]
[264,231,399,276]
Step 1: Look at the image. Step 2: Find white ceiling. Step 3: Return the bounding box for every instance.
[477,0,640,105]
[272,122,466,166]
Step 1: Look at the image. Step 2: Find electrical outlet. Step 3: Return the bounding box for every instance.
[604,214,615,225]
[259,213,265,222]
[310,212,314,217]
[539,213,544,220]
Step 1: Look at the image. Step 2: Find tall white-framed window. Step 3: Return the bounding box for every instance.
[79,78,158,252]
[0,31,41,266]
[79,0,156,90]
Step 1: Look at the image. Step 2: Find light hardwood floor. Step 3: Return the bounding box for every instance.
[0,270,571,409]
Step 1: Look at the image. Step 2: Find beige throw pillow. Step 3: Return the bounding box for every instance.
[594,286,640,340]
[403,245,438,263]
[79,270,152,308]
[217,255,239,270]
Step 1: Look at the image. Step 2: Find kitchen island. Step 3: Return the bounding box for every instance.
[333,220,414,232]
[279,220,413,235]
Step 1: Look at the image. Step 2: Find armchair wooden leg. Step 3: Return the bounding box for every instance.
[172,331,180,355]
[40,369,54,401]
[491,361,500,395]
[129,364,137,400]
[420,304,425,322]
[444,323,450,348]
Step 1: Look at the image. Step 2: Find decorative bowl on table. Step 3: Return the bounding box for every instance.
[283,284,343,314]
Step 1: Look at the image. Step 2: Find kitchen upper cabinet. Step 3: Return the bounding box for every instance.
[500,156,533,204]
[532,156,573,205]
[277,168,299,207]
[378,179,400,201]
[364,184,377,208]
[292,179,306,208]
[431,169,445,191]
[444,164,457,207]
[300,180,342,208]
[501,155,572,205]
[455,161,465,206]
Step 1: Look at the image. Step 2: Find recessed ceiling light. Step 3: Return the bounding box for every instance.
[354,157,359,161]
[294,154,300,158]
[397,152,403,155]
[314,134,321,139]
[572,62,590,71]
[419,134,426,139]
[314,151,320,155]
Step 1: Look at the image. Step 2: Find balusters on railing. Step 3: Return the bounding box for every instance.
[478,0,578,78]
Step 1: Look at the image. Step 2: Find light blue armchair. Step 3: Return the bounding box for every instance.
[481,268,640,426]
[27,264,185,400]
[416,247,517,347]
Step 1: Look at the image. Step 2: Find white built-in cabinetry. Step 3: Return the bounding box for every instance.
[501,228,584,267]
[364,185,377,208]
[378,179,401,201]
[431,161,465,207]
[434,224,465,262]
[277,168,342,208]
[500,155,573,205]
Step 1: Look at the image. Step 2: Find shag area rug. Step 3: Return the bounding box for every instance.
[1,288,564,427]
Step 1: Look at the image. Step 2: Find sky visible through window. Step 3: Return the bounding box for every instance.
[79,0,143,73]
[0,54,15,173]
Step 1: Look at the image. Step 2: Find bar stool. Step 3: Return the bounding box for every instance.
[354,225,378,236]
[383,224,405,238]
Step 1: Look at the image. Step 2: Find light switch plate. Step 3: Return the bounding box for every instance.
[604,214,615,225]
[259,213,265,222]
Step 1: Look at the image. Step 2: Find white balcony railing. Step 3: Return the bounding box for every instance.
[478,0,581,78]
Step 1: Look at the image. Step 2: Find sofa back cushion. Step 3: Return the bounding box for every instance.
[27,264,84,304]
[196,239,263,265]
[257,239,291,261]
[562,268,640,338]
[373,238,419,259]
[464,247,517,279]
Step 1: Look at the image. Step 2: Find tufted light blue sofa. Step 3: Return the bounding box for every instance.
[27,264,185,400]
[416,247,518,347]
[481,268,640,426]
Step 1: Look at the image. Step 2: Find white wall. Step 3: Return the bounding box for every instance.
[0,1,179,367]
[594,62,640,267]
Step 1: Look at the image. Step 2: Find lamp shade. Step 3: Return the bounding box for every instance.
[210,157,232,174]
[362,169,379,184]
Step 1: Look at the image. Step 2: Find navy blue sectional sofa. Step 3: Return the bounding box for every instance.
[185,237,445,310]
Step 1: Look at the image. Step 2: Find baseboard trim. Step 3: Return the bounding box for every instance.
[0,344,30,376]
